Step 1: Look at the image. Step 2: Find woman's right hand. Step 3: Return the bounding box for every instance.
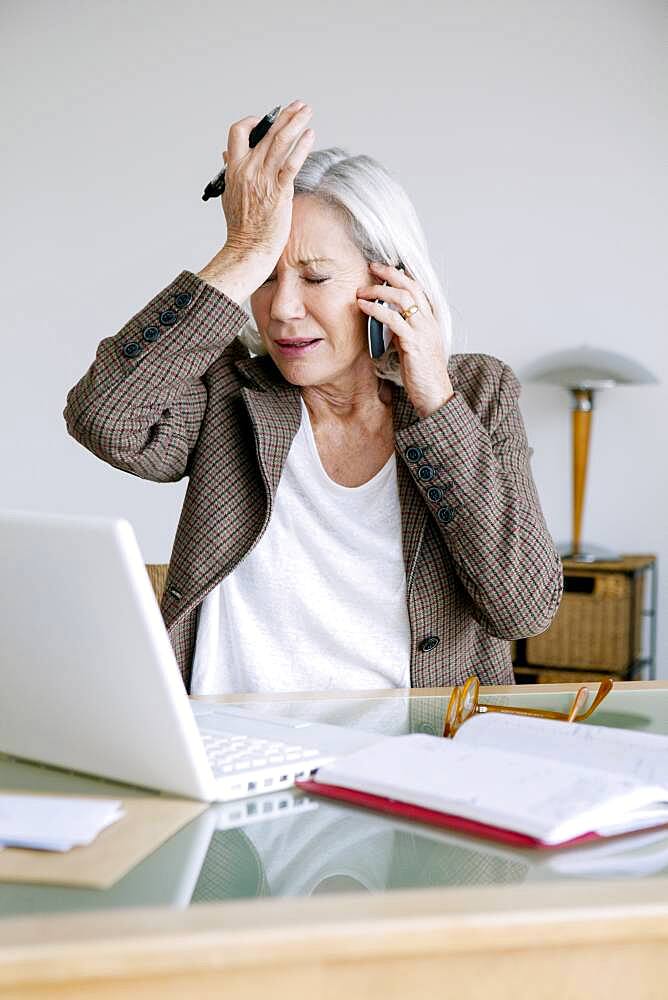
[220,100,315,278]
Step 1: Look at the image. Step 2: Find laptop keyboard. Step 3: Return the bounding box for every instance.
[200,731,320,777]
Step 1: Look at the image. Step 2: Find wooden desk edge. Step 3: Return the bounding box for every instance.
[2,881,668,996]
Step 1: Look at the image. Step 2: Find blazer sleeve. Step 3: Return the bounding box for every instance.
[395,357,563,639]
[63,269,249,482]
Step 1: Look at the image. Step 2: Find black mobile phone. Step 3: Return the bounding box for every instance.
[367,261,405,359]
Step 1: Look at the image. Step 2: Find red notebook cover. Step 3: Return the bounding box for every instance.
[296,778,603,850]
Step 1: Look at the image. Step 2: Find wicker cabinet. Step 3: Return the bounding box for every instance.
[513,555,657,683]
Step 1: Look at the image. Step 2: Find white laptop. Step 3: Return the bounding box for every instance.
[0,511,381,801]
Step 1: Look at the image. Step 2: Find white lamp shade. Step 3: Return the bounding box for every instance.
[522,347,659,390]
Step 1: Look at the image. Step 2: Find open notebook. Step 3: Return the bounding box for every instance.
[297,714,668,849]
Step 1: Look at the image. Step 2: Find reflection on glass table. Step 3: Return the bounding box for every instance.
[5,784,668,921]
[207,687,658,736]
[2,687,668,921]
[192,794,668,904]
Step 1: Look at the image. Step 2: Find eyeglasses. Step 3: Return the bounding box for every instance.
[442,676,614,738]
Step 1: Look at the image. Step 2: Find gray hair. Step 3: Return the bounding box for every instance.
[236,147,453,386]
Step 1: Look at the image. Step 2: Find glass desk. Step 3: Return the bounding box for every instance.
[2,682,668,999]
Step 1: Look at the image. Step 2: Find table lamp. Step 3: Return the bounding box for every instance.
[523,346,658,563]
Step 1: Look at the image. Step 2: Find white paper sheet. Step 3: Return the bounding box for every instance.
[0,794,124,852]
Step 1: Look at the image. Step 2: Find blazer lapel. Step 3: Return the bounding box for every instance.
[391,383,429,597]
[234,355,302,504]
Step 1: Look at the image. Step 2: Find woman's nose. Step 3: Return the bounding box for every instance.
[269,280,307,321]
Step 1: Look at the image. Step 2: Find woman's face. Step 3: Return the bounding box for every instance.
[249,196,373,389]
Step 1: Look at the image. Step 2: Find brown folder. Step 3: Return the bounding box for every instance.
[0,791,206,889]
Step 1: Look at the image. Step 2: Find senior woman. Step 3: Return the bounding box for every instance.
[64,99,562,695]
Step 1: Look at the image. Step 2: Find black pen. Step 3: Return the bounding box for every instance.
[202,104,282,201]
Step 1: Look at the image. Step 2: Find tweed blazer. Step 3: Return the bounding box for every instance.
[64,269,563,692]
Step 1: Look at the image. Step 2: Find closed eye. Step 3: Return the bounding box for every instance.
[262,276,330,285]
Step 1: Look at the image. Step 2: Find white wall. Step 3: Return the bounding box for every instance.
[2,0,666,675]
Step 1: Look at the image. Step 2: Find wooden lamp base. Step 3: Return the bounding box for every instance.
[559,388,619,564]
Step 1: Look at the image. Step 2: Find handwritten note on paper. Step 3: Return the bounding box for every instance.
[454,714,668,787]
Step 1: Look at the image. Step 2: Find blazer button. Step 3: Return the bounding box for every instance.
[122,341,142,358]
[417,464,435,481]
[427,486,443,502]
[405,446,424,463]
[419,636,440,652]
[174,292,193,308]
[159,309,178,326]
[437,506,455,524]
[142,325,161,342]
[167,587,183,600]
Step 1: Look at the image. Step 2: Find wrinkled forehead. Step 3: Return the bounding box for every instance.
[280,195,361,268]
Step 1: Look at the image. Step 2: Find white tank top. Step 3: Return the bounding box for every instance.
[190,396,411,694]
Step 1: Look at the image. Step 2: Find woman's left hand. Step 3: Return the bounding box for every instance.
[356,262,454,419]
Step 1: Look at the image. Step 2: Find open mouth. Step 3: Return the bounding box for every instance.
[274,339,322,356]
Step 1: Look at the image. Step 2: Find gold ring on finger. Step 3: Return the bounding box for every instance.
[400,303,419,321]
